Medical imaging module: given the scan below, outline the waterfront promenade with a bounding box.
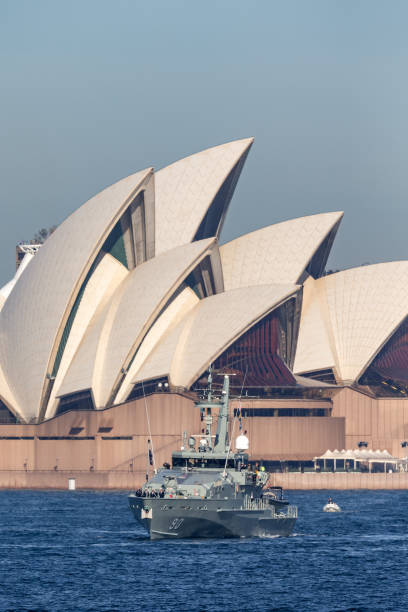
[269,471,408,490]
[2,469,408,490]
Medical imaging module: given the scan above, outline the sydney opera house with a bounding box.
[1,137,408,484]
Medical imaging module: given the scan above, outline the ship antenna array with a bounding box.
[207,365,213,402]
[142,380,157,474]
[222,367,248,478]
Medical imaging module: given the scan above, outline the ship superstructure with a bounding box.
[129,373,297,539]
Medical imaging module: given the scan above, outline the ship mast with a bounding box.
[213,374,230,454]
[171,370,232,465]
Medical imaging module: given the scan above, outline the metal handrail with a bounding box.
[284,505,298,518]
[242,495,298,518]
[243,495,268,510]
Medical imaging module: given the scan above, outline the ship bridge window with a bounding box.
[201,458,235,469]
[172,457,235,469]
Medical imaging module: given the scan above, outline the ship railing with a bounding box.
[243,496,298,518]
[280,505,298,519]
[243,495,269,511]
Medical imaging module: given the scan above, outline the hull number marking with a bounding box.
[169,518,184,530]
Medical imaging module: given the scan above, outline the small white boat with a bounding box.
[323,501,341,512]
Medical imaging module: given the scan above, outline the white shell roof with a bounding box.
[294,262,408,383]
[220,212,343,289]
[97,238,216,406]
[154,138,253,256]
[171,284,299,388]
[44,253,129,419]
[114,287,199,404]
[133,317,186,386]
[55,282,116,402]
[0,168,152,422]
[58,238,216,408]
[134,284,299,389]
[293,277,336,376]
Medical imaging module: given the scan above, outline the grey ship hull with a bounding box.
[129,496,296,540]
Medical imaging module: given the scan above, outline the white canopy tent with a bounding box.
[314,449,408,473]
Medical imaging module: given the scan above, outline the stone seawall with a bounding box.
[1,470,408,490]
[0,470,145,490]
[269,471,408,490]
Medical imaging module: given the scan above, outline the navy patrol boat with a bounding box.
[129,373,297,539]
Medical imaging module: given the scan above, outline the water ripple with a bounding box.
[0,490,407,611]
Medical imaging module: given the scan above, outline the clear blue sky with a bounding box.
[1,0,408,284]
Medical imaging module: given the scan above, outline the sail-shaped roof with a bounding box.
[0,169,152,422]
[114,287,199,404]
[133,317,186,386]
[154,138,253,255]
[294,262,408,383]
[44,253,129,419]
[132,284,299,389]
[57,239,217,409]
[293,277,336,376]
[170,284,300,388]
[220,212,343,289]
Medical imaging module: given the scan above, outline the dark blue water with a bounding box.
[1,490,407,612]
